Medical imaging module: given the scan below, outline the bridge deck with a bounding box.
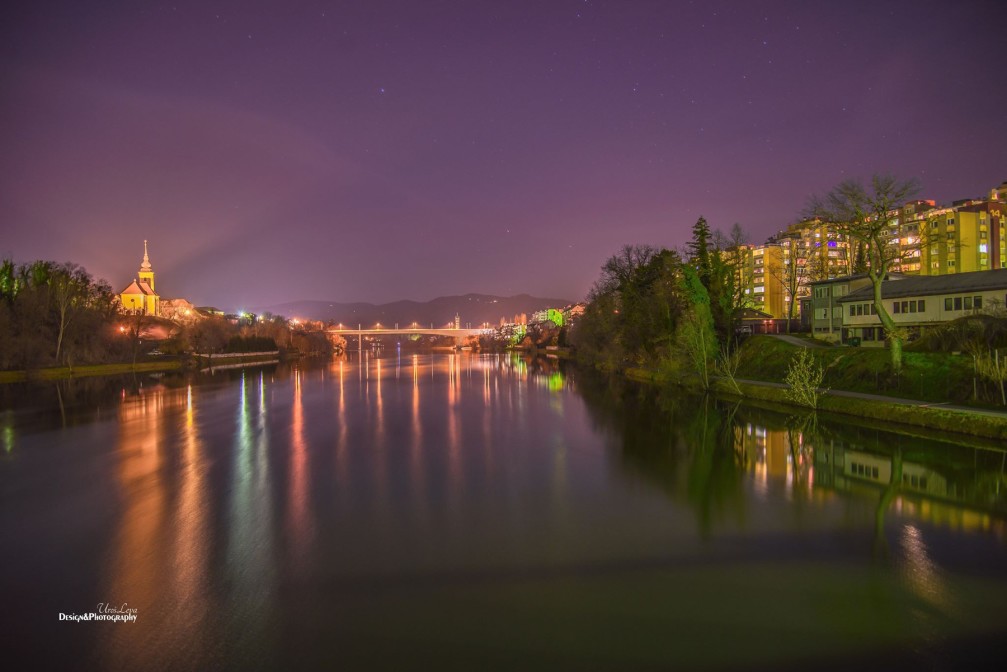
[327,328,491,337]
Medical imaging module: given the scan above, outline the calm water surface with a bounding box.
[1,353,1006,670]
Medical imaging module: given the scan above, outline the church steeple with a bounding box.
[140,239,152,272]
[138,240,155,294]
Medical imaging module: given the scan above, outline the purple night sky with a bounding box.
[2,0,1004,309]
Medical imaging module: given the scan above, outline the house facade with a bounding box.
[834,268,1007,344]
[806,274,905,342]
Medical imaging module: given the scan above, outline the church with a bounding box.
[119,240,160,316]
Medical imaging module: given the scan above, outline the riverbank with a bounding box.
[0,350,286,383]
[193,350,282,368]
[508,345,576,360]
[0,360,184,383]
[623,363,1007,441]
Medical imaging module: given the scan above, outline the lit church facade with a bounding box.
[119,240,160,316]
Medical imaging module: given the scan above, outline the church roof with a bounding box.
[120,279,157,296]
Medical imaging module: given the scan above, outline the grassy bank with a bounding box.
[735,335,978,404]
[0,360,183,383]
[722,379,1007,442]
[617,349,1007,441]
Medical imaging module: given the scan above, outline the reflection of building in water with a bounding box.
[815,445,948,498]
[812,440,1003,532]
[737,423,792,481]
[736,420,1004,532]
[105,382,199,669]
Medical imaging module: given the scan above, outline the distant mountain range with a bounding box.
[252,293,575,327]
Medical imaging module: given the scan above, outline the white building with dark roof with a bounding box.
[834,268,1007,344]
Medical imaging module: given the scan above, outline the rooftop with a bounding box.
[809,273,908,286]
[837,268,1007,303]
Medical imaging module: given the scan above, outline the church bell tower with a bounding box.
[138,239,155,293]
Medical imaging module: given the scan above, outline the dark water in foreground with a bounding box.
[1,353,1005,670]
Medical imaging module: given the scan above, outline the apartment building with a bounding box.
[919,200,1006,275]
[737,219,851,320]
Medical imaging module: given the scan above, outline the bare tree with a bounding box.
[766,237,805,333]
[916,209,969,274]
[726,223,752,311]
[809,175,919,372]
[125,311,154,367]
[597,244,660,294]
[49,263,90,365]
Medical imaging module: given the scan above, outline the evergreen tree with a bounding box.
[688,217,712,283]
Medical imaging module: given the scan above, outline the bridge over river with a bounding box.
[327,325,494,347]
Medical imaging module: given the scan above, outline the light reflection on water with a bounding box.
[1,353,1006,670]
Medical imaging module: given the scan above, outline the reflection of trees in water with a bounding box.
[1,375,139,431]
[785,411,817,498]
[576,368,1007,535]
[684,397,747,536]
[575,368,747,535]
[1,364,285,435]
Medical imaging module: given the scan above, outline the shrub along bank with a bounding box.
[735,336,980,405]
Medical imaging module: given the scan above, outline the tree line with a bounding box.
[166,314,338,356]
[1,258,340,371]
[571,217,738,386]
[0,259,121,370]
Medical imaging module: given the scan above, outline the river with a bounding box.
[1,353,1005,670]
